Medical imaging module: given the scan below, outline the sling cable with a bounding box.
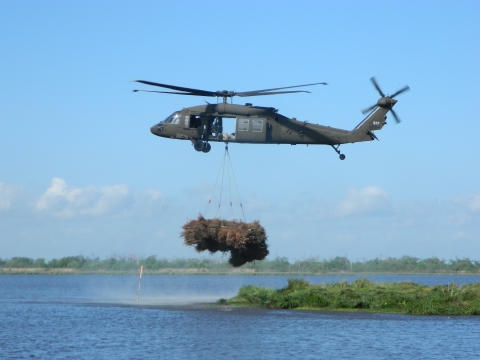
[204,145,246,222]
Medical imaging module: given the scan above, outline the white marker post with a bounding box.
[136,265,144,303]
[132,250,145,303]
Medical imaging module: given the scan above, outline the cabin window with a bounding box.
[184,115,190,128]
[189,115,201,128]
[237,118,249,131]
[165,113,181,124]
[252,119,263,132]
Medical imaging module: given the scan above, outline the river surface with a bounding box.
[1,274,479,359]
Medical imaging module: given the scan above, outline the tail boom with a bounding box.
[348,106,390,143]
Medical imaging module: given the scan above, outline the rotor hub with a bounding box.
[377,97,397,109]
[217,90,235,97]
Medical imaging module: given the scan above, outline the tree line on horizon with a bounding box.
[1,255,479,273]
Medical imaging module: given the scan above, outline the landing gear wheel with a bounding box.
[331,145,346,160]
[194,140,205,152]
[202,143,211,153]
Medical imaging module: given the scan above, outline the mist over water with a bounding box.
[85,275,246,306]
[2,275,480,359]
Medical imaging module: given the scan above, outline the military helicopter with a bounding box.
[133,77,409,160]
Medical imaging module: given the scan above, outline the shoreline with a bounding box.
[1,268,479,276]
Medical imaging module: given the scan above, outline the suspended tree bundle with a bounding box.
[181,215,269,267]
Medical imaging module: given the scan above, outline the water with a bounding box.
[1,275,479,359]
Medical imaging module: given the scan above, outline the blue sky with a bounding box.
[1,1,479,261]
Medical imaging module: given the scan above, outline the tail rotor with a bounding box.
[361,77,410,123]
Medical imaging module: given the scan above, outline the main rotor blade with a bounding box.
[390,108,401,123]
[134,80,217,97]
[133,90,204,95]
[237,82,327,97]
[134,80,327,99]
[390,85,410,98]
[237,90,313,97]
[370,77,385,97]
[362,104,377,115]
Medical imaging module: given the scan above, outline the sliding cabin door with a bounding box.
[235,117,267,143]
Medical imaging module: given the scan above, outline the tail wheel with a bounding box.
[331,145,346,160]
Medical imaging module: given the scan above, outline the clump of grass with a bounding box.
[181,215,268,267]
[227,279,480,315]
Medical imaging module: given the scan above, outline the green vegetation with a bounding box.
[226,278,480,315]
[182,215,268,267]
[0,255,479,274]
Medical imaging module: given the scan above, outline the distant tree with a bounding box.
[450,258,475,272]
[7,257,34,268]
[34,258,47,268]
[260,257,290,272]
[398,255,420,271]
[325,256,349,272]
[419,257,446,272]
[103,257,118,270]
[47,256,86,269]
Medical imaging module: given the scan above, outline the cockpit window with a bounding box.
[162,113,181,124]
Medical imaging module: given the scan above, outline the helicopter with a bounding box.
[133,77,409,160]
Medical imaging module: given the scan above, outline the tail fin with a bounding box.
[350,107,389,142]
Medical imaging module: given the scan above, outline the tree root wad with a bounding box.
[181,215,269,267]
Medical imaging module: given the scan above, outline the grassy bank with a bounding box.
[225,278,480,315]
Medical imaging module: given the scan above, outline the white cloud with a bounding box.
[452,193,480,213]
[128,188,167,217]
[335,233,355,244]
[335,186,392,217]
[453,231,473,240]
[246,197,273,211]
[0,182,24,211]
[63,227,96,236]
[35,177,164,218]
[280,230,296,238]
[445,213,472,227]
[393,219,416,228]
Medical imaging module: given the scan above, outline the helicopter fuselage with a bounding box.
[150,102,390,148]
[137,77,409,159]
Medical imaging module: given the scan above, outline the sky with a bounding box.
[1,1,479,262]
